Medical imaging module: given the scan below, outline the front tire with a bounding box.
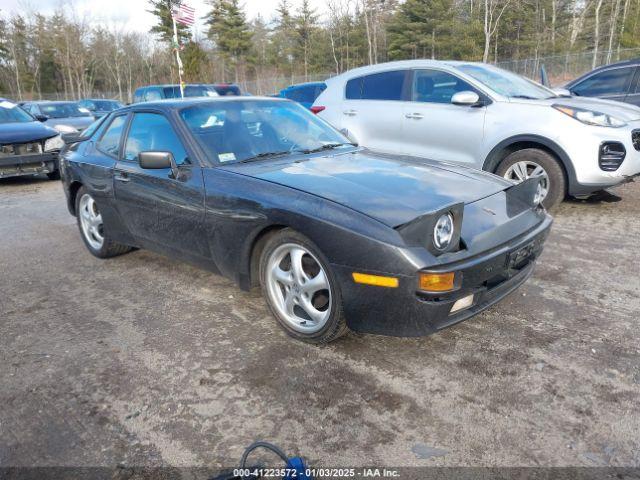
[75,186,132,258]
[495,148,566,210]
[259,229,348,344]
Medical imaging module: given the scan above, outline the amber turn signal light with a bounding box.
[419,272,455,292]
[352,272,399,288]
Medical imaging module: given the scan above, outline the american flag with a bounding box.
[171,1,195,27]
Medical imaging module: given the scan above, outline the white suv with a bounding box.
[313,60,640,208]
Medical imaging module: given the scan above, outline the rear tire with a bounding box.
[75,186,132,259]
[495,148,566,210]
[259,228,348,344]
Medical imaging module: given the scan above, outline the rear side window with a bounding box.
[96,115,127,157]
[124,113,189,165]
[144,88,163,102]
[285,86,317,103]
[572,67,635,96]
[346,71,407,101]
[133,89,145,103]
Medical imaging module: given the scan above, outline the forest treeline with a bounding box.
[0,0,635,101]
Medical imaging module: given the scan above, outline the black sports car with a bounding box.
[0,98,64,180]
[60,97,552,344]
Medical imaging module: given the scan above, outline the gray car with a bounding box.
[314,60,640,208]
[21,101,95,134]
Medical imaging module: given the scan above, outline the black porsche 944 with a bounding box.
[60,97,552,344]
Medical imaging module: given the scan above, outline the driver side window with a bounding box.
[413,70,475,103]
[124,113,189,165]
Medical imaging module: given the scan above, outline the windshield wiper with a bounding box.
[293,142,358,155]
[240,150,292,162]
[510,95,537,100]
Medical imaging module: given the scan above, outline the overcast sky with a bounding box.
[0,0,327,32]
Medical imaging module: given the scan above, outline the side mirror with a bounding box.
[139,151,176,170]
[61,132,86,144]
[35,114,49,122]
[451,91,482,107]
[552,87,572,97]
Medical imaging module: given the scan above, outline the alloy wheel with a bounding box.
[503,160,549,203]
[265,243,331,334]
[79,194,104,250]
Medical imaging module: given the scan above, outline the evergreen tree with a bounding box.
[294,0,318,78]
[205,0,252,81]
[148,0,191,44]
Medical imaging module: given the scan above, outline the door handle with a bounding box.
[114,173,130,183]
[343,109,357,116]
[405,113,424,120]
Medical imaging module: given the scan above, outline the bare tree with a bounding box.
[483,0,512,62]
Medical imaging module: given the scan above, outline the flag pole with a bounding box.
[171,1,185,99]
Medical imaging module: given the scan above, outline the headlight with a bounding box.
[433,213,454,250]
[553,104,626,127]
[53,124,78,134]
[44,134,64,151]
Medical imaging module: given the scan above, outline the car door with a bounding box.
[114,110,208,257]
[570,66,636,103]
[339,69,410,153]
[401,69,487,167]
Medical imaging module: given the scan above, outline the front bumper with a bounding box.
[0,152,59,179]
[333,216,552,337]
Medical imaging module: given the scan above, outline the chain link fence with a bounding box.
[496,48,640,86]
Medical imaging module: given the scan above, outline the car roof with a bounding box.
[28,100,77,105]
[126,96,289,111]
[136,84,213,89]
[285,81,326,88]
[325,59,485,81]
[83,98,120,102]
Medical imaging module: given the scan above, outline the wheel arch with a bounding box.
[68,180,84,216]
[482,135,577,192]
[241,224,289,290]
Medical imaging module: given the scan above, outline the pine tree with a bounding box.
[205,0,252,82]
[148,0,191,44]
[294,0,318,79]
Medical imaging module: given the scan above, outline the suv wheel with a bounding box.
[259,229,348,344]
[75,187,132,258]
[496,148,566,209]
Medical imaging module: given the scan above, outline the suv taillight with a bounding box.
[310,106,325,114]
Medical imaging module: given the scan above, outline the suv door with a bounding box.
[115,111,207,257]
[570,66,636,103]
[402,69,486,167]
[340,70,410,153]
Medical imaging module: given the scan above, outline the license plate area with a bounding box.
[506,240,537,270]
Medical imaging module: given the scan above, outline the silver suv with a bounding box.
[313,60,640,208]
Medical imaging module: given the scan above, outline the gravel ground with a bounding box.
[1,176,639,471]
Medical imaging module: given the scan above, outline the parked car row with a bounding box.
[132,83,242,103]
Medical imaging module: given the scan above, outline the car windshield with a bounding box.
[457,64,556,100]
[164,86,218,98]
[0,100,35,123]
[180,100,352,164]
[93,100,123,111]
[39,102,92,118]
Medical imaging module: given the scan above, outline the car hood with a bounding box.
[0,121,59,144]
[221,150,512,227]
[44,116,94,130]
[532,96,640,122]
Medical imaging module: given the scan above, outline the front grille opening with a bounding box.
[632,130,640,152]
[599,142,626,172]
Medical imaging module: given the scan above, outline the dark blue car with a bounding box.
[276,82,327,111]
[60,97,551,344]
[0,98,63,180]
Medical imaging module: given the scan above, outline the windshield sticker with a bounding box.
[218,152,236,163]
[0,101,16,109]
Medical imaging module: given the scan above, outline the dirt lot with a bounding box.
[1,176,639,471]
